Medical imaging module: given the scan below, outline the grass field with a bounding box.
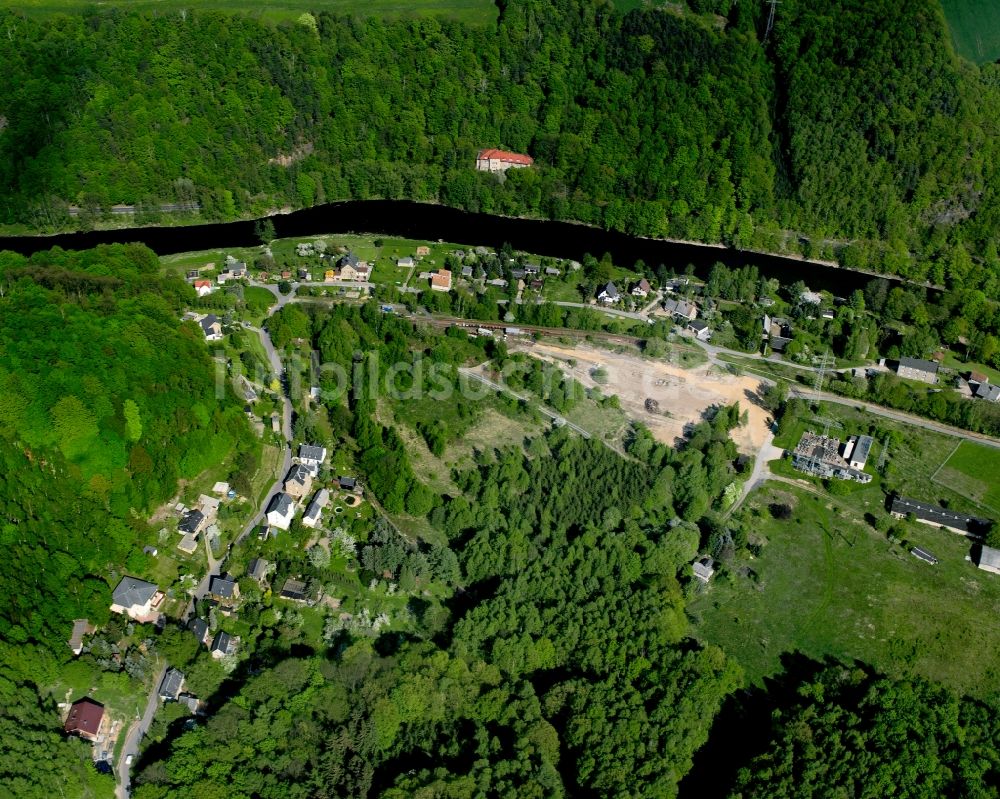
[934,440,1000,514]
[690,483,1000,696]
[1,0,498,25]
[941,0,1000,64]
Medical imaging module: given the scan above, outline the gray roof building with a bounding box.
[111,577,158,609]
[976,544,1000,575]
[279,578,309,602]
[210,630,237,658]
[974,382,1000,402]
[890,496,991,536]
[896,357,939,384]
[209,575,239,600]
[298,444,326,463]
[247,558,270,583]
[178,509,205,534]
[268,492,293,516]
[159,668,185,701]
[188,617,210,644]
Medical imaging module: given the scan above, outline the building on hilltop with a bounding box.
[475,148,534,172]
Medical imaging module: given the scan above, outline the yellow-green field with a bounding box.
[934,440,1000,514]
[0,0,498,25]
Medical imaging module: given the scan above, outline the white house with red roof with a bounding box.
[476,148,534,172]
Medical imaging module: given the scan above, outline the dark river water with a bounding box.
[0,199,887,294]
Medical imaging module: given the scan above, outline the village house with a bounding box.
[397,256,415,268]
[68,619,94,656]
[266,492,295,530]
[890,496,991,536]
[302,488,330,528]
[209,575,240,602]
[895,357,939,384]
[178,508,206,535]
[338,476,362,493]
[279,578,309,602]
[298,443,327,473]
[545,266,561,277]
[193,279,213,297]
[597,282,620,304]
[158,668,185,702]
[177,534,198,555]
[200,314,223,342]
[337,252,366,281]
[475,148,534,172]
[692,557,716,583]
[973,380,1000,402]
[284,463,313,499]
[524,264,541,275]
[247,558,271,585]
[188,617,211,646]
[632,278,652,298]
[64,698,105,742]
[663,298,699,322]
[110,576,163,622]
[431,269,453,292]
[687,319,712,342]
[462,265,474,278]
[210,630,239,660]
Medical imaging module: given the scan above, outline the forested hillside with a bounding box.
[3,0,1000,290]
[0,245,253,647]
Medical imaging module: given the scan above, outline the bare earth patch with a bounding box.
[513,341,771,454]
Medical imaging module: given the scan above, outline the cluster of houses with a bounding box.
[888,358,999,404]
[174,487,231,555]
[264,444,361,533]
[791,431,874,483]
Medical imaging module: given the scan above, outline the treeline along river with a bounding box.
[0,200,892,295]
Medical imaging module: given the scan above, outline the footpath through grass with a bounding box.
[690,483,1000,697]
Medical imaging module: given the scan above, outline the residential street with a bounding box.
[116,662,166,799]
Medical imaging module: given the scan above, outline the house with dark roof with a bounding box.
[210,630,239,659]
[200,314,223,342]
[298,444,327,471]
[178,509,206,535]
[158,668,185,701]
[64,698,105,741]
[338,476,360,493]
[895,357,939,384]
[247,558,271,585]
[890,496,991,536]
[597,282,620,304]
[266,492,295,530]
[110,576,162,622]
[188,617,210,646]
[209,575,240,602]
[284,463,313,499]
[688,319,712,341]
[663,298,699,322]
[279,578,309,602]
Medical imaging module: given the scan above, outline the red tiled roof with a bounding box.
[194,280,212,287]
[431,270,452,288]
[477,148,534,166]
[64,698,104,737]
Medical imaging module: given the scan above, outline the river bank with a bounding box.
[0,199,912,296]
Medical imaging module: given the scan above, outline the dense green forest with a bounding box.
[0,244,255,794]
[3,0,1000,291]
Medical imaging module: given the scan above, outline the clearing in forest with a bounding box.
[512,340,772,455]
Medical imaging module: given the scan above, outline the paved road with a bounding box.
[188,323,293,611]
[116,663,167,799]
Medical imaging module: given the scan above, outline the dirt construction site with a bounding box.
[512,341,771,454]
